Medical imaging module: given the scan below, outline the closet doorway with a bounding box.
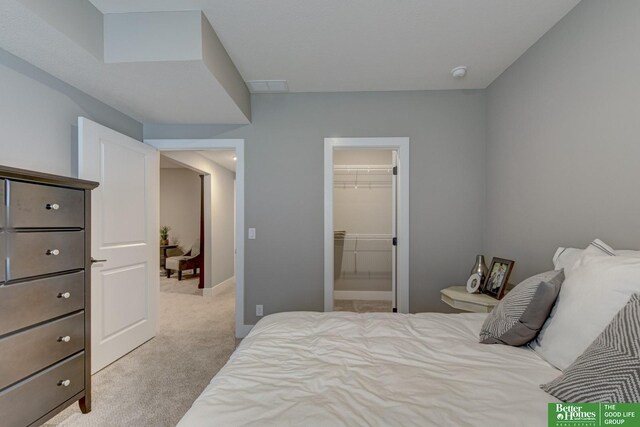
[324,138,410,313]
[333,150,396,312]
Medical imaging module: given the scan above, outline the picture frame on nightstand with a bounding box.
[482,257,515,300]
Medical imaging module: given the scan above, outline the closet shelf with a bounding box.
[334,165,393,189]
[334,164,393,175]
[335,233,392,275]
[333,182,391,189]
[341,234,392,241]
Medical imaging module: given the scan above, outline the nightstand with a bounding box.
[440,286,499,313]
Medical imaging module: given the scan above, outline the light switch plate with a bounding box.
[256,305,263,316]
[248,228,256,239]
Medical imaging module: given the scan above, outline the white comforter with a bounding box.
[178,312,560,427]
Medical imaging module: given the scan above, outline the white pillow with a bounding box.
[552,248,582,271]
[617,249,640,258]
[552,238,616,271]
[530,254,640,370]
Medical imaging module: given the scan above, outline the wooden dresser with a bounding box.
[0,166,98,427]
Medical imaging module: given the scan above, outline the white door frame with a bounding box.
[324,137,410,313]
[144,139,249,338]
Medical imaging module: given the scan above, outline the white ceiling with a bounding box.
[198,150,236,172]
[159,155,184,169]
[0,0,580,125]
[161,151,235,172]
[89,0,580,91]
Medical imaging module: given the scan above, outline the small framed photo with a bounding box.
[482,258,515,300]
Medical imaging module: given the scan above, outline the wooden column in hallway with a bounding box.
[199,174,205,289]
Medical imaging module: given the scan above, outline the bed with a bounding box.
[178,311,560,426]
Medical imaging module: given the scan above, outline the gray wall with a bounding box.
[145,90,487,324]
[160,167,201,253]
[0,48,141,176]
[208,156,236,286]
[485,0,640,282]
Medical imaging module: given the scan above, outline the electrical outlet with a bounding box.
[256,304,263,316]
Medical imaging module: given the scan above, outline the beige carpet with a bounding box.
[159,272,202,296]
[46,276,237,427]
[333,299,392,312]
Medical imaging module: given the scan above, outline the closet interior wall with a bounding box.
[333,150,393,295]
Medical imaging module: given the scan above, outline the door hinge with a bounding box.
[392,237,397,246]
[392,166,397,175]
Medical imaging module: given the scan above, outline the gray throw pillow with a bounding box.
[479,270,564,346]
[541,293,640,403]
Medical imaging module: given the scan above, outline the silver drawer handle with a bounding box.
[58,336,71,343]
[58,379,71,387]
[57,292,71,299]
[46,249,60,256]
[46,203,60,210]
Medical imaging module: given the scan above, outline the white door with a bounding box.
[391,151,398,312]
[77,117,159,373]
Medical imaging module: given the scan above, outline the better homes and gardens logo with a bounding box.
[549,403,640,427]
[552,403,597,425]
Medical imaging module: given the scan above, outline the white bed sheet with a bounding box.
[178,312,560,427]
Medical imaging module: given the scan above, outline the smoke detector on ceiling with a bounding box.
[451,66,467,78]
[246,80,289,93]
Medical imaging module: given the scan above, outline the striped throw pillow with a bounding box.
[480,270,564,346]
[542,294,640,402]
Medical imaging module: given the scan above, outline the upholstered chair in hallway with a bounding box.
[166,239,202,281]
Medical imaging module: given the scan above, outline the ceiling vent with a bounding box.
[246,80,289,93]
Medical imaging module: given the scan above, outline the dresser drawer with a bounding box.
[7,231,84,280]
[0,179,4,229]
[0,352,84,427]
[0,231,4,283]
[0,312,84,391]
[0,272,84,336]
[8,180,84,229]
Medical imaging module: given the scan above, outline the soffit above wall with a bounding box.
[89,0,581,91]
[0,1,250,124]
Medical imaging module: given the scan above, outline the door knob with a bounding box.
[58,379,71,387]
[57,292,71,299]
[58,336,71,343]
[46,249,60,256]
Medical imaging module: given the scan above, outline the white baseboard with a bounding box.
[333,290,392,301]
[201,276,235,297]
[236,324,254,338]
